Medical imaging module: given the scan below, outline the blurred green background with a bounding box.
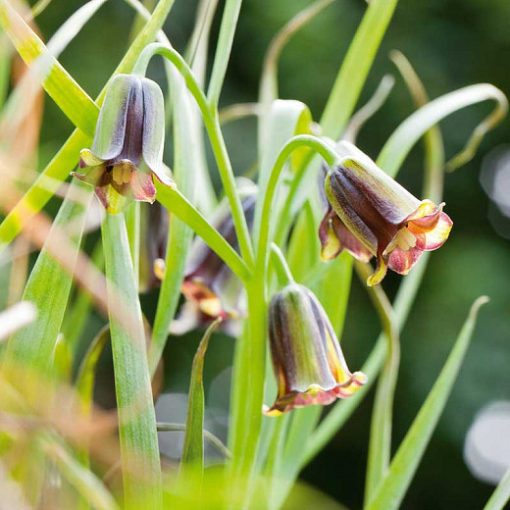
[29,0,510,508]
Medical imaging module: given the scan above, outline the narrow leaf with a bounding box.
[5,180,91,375]
[320,0,399,137]
[483,468,510,510]
[367,297,489,510]
[378,84,507,177]
[102,213,162,510]
[180,318,221,470]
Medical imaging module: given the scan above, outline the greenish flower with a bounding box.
[265,284,366,416]
[74,74,173,214]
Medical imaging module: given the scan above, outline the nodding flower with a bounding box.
[74,74,173,214]
[320,142,452,286]
[170,180,257,337]
[264,284,366,416]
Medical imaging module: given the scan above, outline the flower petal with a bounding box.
[95,184,127,215]
[130,170,156,203]
[79,148,105,168]
[91,74,135,160]
[72,164,107,187]
[366,255,388,287]
[141,77,165,173]
[387,246,423,275]
[414,212,453,251]
[264,371,367,416]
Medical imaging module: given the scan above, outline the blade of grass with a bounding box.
[180,319,221,473]
[378,84,507,177]
[40,435,119,510]
[207,0,242,107]
[102,213,161,510]
[5,180,91,375]
[320,0,399,138]
[367,297,489,510]
[483,468,510,510]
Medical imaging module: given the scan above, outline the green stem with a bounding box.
[355,261,400,506]
[227,134,338,496]
[256,135,338,274]
[125,201,140,288]
[101,214,162,510]
[155,182,250,284]
[206,0,243,107]
[483,469,510,510]
[270,243,295,287]
[134,43,254,267]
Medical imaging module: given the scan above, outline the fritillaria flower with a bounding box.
[265,284,366,416]
[320,142,453,286]
[139,201,169,293]
[170,180,257,336]
[74,74,173,214]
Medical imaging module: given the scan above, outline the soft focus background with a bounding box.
[11,0,510,508]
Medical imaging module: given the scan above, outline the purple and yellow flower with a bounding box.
[74,74,173,214]
[170,180,257,336]
[264,284,366,416]
[320,142,453,286]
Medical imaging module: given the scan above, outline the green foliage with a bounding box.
[0,0,507,509]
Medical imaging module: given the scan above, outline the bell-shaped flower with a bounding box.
[74,74,173,214]
[265,284,366,416]
[139,202,169,293]
[170,180,257,336]
[321,142,452,286]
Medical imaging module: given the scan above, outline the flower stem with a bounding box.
[355,261,400,506]
[134,43,255,267]
[270,243,295,286]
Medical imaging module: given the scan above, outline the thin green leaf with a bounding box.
[61,240,104,353]
[483,468,510,510]
[40,435,119,510]
[102,213,161,510]
[180,318,221,471]
[258,0,333,140]
[367,297,489,510]
[378,84,507,177]
[207,0,242,107]
[343,74,395,143]
[0,0,100,133]
[5,180,91,375]
[157,422,231,459]
[320,0,399,137]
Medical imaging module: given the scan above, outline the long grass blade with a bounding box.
[102,213,162,510]
[367,297,489,510]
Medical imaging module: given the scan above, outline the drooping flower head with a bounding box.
[170,179,257,336]
[265,284,366,416]
[320,142,452,286]
[74,74,173,214]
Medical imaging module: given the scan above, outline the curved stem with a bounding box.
[270,243,295,286]
[134,43,255,266]
[255,135,338,276]
[155,182,250,284]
